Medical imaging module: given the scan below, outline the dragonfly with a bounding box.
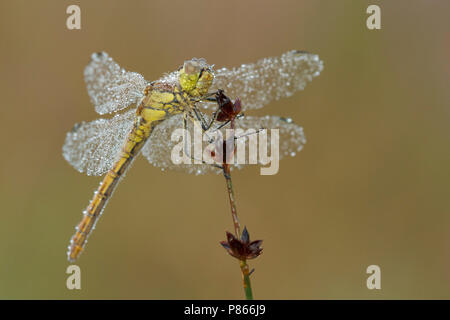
[63,50,323,262]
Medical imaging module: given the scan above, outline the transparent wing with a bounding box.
[202,50,323,112]
[62,109,136,176]
[84,52,148,115]
[142,114,221,175]
[234,115,307,158]
[141,114,306,175]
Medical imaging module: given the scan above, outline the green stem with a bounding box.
[240,260,253,300]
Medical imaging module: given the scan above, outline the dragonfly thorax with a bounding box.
[179,58,214,97]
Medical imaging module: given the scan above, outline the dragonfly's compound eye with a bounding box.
[180,63,201,93]
[180,58,212,96]
[195,67,214,96]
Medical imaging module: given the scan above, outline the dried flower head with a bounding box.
[220,227,263,260]
[215,89,242,122]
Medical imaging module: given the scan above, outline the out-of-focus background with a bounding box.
[0,0,449,299]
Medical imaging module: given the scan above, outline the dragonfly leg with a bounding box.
[186,109,218,144]
[182,114,223,169]
[189,90,225,131]
[191,106,210,130]
[189,91,218,103]
[192,104,221,132]
[209,113,245,133]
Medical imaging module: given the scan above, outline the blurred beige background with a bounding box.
[0,0,449,299]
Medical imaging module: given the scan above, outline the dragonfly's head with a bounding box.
[179,58,214,97]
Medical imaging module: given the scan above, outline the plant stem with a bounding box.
[240,260,253,300]
[223,164,241,237]
[223,162,254,300]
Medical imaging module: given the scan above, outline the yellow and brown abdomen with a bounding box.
[67,86,189,262]
[67,117,153,262]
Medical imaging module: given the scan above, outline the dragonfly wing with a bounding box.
[232,115,306,164]
[141,114,306,174]
[84,52,148,115]
[142,114,222,175]
[211,50,323,111]
[62,109,136,176]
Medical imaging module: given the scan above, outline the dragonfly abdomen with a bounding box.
[67,118,156,262]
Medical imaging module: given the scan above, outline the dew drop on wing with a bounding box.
[71,122,82,133]
[84,51,148,115]
[62,108,136,176]
[211,50,323,112]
